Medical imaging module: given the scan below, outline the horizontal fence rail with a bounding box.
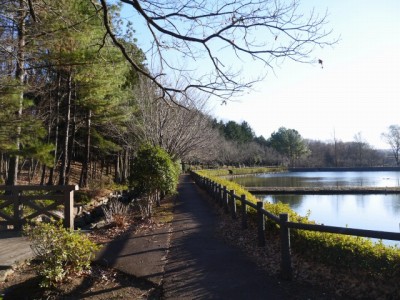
[190,171,400,280]
[0,185,79,230]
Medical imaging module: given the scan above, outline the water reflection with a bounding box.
[258,194,305,210]
[231,171,400,246]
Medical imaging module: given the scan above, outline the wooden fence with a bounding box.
[0,185,79,230]
[191,172,400,280]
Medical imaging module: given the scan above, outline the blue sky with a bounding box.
[211,1,400,149]
[120,1,400,149]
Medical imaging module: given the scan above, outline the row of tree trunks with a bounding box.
[6,0,26,186]
[114,150,130,184]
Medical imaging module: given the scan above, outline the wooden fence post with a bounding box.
[223,186,229,213]
[63,186,77,230]
[217,184,222,204]
[212,182,216,200]
[257,201,265,247]
[219,186,225,207]
[241,194,248,229]
[12,187,22,231]
[230,190,237,219]
[280,213,292,280]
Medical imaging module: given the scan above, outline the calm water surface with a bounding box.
[231,171,400,246]
[232,171,400,188]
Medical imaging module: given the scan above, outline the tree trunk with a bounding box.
[0,153,4,182]
[58,72,72,185]
[66,87,77,183]
[115,153,121,183]
[121,148,129,183]
[80,109,91,188]
[48,73,62,185]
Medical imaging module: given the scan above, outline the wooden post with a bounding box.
[230,190,237,219]
[220,186,225,207]
[12,187,22,231]
[212,182,218,199]
[241,194,248,229]
[219,184,223,204]
[63,186,77,230]
[212,182,216,200]
[223,186,229,213]
[216,184,221,203]
[280,213,292,280]
[257,201,265,247]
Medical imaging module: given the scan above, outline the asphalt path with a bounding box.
[162,175,321,299]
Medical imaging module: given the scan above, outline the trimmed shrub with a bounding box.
[130,144,180,218]
[200,166,285,177]
[23,221,100,287]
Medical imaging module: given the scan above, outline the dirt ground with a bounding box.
[0,262,162,300]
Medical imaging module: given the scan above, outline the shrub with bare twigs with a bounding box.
[102,198,131,227]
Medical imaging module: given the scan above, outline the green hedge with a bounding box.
[199,166,286,177]
[195,170,400,277]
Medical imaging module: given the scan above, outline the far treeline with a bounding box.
[0,1,398,190]
[213,121,399,168]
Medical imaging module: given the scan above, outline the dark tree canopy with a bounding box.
[268,127,309,166]
[100,0,336,103]
[216,120,255,144]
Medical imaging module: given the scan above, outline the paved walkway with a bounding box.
[95,224,170,287]
[97,175,333,299]
[162,175,296,299]
[0,231,34,282]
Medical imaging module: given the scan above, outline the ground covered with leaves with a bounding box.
[0,262,161,300]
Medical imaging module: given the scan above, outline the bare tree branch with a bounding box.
[101,0,336,103]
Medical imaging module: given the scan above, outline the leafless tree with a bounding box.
[382,125,400,166]
[128,78,220,162]
[353,132,368,167]
[99,0,336,103]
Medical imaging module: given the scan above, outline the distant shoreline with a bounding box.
[247,186,400,194]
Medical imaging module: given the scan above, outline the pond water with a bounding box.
[230,171,400,246]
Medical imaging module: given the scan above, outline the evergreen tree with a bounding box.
[268,127,310,167]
